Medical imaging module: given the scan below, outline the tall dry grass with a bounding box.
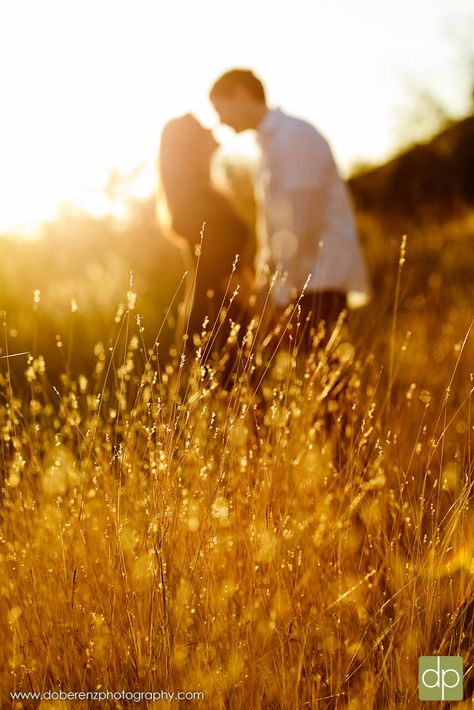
[0,232,473,709]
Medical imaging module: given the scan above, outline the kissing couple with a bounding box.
[158,68,370,359]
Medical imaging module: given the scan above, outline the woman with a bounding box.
[158,113,256,348]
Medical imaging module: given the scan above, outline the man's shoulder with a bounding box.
[266,110,332,169]
[276,109,322,133]
[271,110,329,149]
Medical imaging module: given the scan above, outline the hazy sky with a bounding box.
[1,0,473,231]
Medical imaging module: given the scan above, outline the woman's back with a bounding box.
[174,186,252,337]
[159,114,255,340]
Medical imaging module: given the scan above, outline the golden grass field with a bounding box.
[0,207,473,709]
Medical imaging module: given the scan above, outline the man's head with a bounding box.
[209,69,268,133]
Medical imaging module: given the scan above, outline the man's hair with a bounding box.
[209,69,266,103]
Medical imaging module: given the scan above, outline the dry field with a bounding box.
[0,219,473,709]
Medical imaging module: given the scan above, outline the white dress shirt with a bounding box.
[255,108,371,307]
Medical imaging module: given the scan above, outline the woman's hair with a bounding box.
[158,114,212,232]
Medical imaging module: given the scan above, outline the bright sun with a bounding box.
[0,0,471,235]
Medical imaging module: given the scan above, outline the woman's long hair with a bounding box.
[158,114,214,243]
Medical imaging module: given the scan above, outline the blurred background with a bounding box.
[0,0,473,377]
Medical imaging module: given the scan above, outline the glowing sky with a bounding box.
[0,0,472,232]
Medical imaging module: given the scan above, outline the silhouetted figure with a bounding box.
[158,114,255,361]
[209,69,371,351]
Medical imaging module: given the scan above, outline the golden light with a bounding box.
[0,0,471,234]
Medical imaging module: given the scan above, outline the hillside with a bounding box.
[349,115,474,223]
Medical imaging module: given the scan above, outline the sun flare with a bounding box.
[0,0,471,233]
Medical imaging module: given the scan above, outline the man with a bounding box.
[209,69,370,349]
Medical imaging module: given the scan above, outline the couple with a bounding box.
[158,69,370,355]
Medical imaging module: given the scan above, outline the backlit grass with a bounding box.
[0,226,473,709]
